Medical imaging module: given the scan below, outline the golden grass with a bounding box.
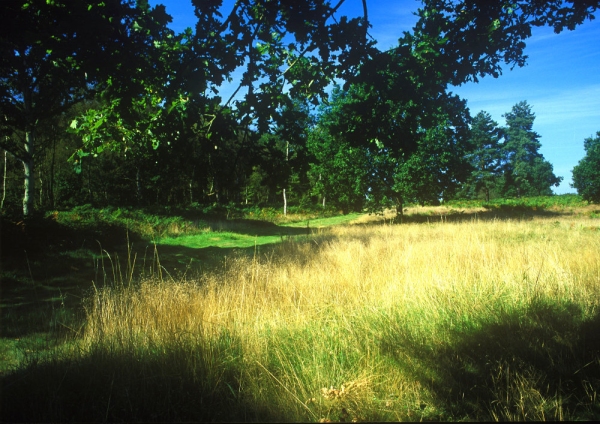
[62,215,600,420]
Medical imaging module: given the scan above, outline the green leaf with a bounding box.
[92,117,105,131]
[256,42,269,55]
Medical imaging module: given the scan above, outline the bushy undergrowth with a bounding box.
[43,203,343,241]
[46,204,206,239]
[2,216,600,421]
[445,194,589,210]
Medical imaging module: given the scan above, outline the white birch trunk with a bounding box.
[23,130,35,217]
[1,150,7,211]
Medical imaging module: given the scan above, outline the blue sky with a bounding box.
[151,0,600,194]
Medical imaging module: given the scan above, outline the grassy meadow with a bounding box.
[1,197,600,421]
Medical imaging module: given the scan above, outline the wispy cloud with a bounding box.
[533,86,600,125]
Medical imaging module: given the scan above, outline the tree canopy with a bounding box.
[501,101,562,197]
[1,0,172,215]
[459,102,562,200]
[460,111,503,201]
[572,131,600,203]
[1,0,597,218]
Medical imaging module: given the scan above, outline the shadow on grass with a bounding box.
[1,214,313,267]
[0,205,573,340]
[0,241,229,339]
[1,209,329,344]
[1,214,143,258]
[204,218,313,236]
[378,300,600,420]
[0,331,291,422]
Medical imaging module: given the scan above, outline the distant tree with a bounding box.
[394,111,472,206]
[273,100,313,214]
[528,156,563,196]
[306,87,373,214]
[69,1,374,209]
[501,101,562,197]
[4,0,598,215]
[309,81,471,214]
[460,112,504,201]
[307,126,371,214]
[572,131,600,203]
[311,0,598,214]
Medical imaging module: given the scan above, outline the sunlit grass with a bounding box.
[157,231,284,249]
[3,212,600,421]
[156,213,363,249]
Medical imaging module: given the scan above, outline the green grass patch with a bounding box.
[156,213,364,250]
[157,232,286,249]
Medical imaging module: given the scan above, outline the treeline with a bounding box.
[0,96,564,216]
[2,0,598,218]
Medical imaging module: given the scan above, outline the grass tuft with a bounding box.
[2,206,600,421]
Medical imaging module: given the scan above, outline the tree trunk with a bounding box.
[189,167,194,205]
[1,149,7,211]
[49,135,56,209]
[86,156,93,203]
[214,179,220,204]
[39,174,43,206]
[22,129,35,217]
[136,166,142,204]
[283,140,289,216]
[395,196,404,218]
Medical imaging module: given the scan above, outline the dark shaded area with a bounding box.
[378,300,600,420]
[0,213,314,339]
[200,217,314,237]
[0,333,291,422]
[1,213,143,258]
[0,212,329,421]
[0,205,586,340]
[1,215,147,339]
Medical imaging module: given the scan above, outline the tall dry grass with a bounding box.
[4,216,600,421]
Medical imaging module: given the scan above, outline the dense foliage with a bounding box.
[572,131,600,203]
[458,102,563,201]
[1,0,598,218]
